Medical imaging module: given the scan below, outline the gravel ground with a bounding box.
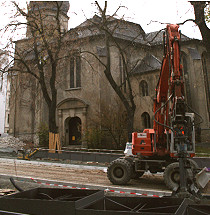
[0,158,209,195]
[0,158,168,192]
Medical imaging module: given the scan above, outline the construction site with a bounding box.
[0,133,209,214]
[0,1,210,214]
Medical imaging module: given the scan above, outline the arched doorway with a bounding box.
[57,98,88,146]
[65,117,82,145]
[141,112,151,128]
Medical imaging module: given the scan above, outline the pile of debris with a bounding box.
[0,135,26,152]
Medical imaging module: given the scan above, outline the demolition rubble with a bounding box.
[0,135,26,152]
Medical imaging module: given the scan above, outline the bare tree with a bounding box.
[3,1,70,134]
[100,101,127,149]
[190,1,210,116]
[86,99,127,149]
[0,49,8,91]
[82,1,147,141]
[190,1,210,57]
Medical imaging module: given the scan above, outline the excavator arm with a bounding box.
[153,24,188,156]
[108,24,208,197]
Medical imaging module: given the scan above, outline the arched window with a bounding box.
[202,52,210,120]
[141,112,151,128]
[181,52,191,106]
[119,55,126,92]
[70,56,81,88]
[139,80,148,97]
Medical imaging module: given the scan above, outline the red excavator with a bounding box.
[107,24,207,197]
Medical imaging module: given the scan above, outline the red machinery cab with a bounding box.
[132,129,154,157]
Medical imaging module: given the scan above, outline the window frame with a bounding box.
[69,55,81,89]
[139,80,149,97]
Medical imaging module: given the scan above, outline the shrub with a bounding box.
[83,127,104,149]
[37,122,49,147]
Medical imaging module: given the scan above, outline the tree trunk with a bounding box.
[39,68,58,134]
[48,91,57,133]
[127,109,135,142]
[191,2,210,55]
[48,105,57,133]
[104,32,136,142]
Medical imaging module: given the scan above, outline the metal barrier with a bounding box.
[0,188,209,215]
[32,149,123,163]
[0,188,103,215]
[77,196,190,215]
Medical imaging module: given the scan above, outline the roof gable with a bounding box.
[146,30,191,45]
[134,54,161,74]
[71,15,147,44]
[66,15,198,47]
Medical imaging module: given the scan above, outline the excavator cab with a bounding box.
[170,113,195,157]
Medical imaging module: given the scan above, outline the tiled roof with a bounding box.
[69,15,192,47]
[133,53,161,74]
[146,30,191,45]
[70,15,148,44]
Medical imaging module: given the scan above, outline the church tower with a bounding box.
[26,1,70,37]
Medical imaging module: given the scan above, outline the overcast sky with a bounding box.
[68,0,203,39]
[0,0,207,46]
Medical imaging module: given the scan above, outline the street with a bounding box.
[0,158,170,193]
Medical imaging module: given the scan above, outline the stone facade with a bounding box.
[8,2,210,145]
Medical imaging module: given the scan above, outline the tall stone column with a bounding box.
[58,109,63,146]
[81,107,88,148]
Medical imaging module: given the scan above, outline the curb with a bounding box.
[0,157,107,171]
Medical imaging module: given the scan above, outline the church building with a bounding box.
[7,1,210,147]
